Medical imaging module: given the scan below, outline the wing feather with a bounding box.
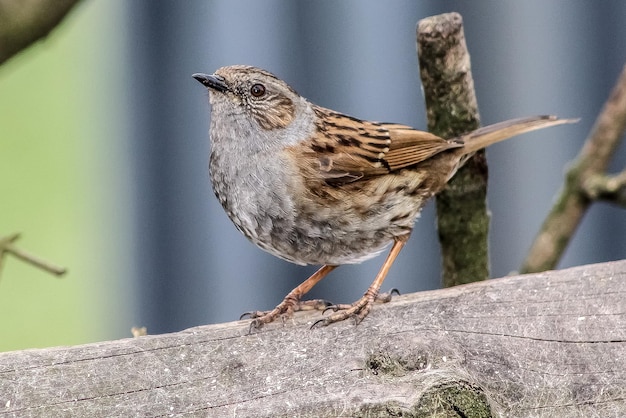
[291,106,463,184]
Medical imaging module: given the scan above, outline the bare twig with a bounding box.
[417,13,489,287]
[0,233,67,278]
[581,170,626,207]
[0,233,20,275]
[521,64,626,273]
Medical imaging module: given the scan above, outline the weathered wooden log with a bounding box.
[1,260,625,417]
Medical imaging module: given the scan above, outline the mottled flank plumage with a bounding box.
[193,65,576,328]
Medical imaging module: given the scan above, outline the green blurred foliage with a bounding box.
[0,1,133,352]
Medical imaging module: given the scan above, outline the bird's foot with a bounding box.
[311,288,400,328]
[241,298,331,332]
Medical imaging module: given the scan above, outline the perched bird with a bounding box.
[193,65,575,328]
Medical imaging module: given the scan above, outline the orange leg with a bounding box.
[313,236,408,328]
[244,264,337,329]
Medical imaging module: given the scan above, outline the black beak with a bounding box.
[192,73,229,92]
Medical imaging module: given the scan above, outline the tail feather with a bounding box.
[458,115,578,155]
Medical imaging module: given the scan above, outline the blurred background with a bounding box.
[0,0,625,352]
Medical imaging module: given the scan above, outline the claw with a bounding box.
[240,312,253,320]
[310,318,326,329]
[322,303,352,315]
[322,305,337,315]
[239,310,268,320]
[248,319,263,334]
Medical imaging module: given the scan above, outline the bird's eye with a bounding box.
[250,83,266,97]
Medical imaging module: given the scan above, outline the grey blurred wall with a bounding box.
[124,1,626,334]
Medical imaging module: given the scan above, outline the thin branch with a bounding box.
[581,170,626,207]
[0,233,67,277]
[0,233,20,276]
[521,64,626,273]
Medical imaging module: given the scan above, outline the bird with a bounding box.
[192,65,576,329]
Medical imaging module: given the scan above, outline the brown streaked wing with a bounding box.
[383,124,464,170]
[299,106,463,184]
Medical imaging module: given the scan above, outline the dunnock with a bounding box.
[193,65,575,328]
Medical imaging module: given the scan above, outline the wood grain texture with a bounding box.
[1,260,625,417]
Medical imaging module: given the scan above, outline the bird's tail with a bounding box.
[458,115,578,155]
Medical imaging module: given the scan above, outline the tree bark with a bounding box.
[417,13,489,287]
[1,260,625,417]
